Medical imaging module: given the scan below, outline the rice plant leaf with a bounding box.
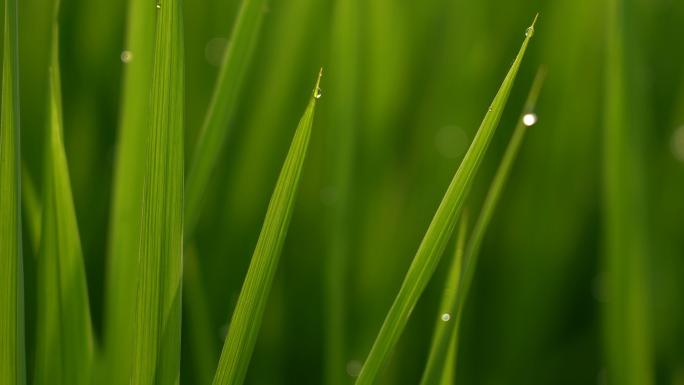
[104,0,156,382]
[324,0,359,383]
[603,0,653,383]
[34,26,94,385]
[432,214,468,385]
[185,0,268,239]
[438,333,457,385]
[211,69,322,385]
[354,16,537,385]
[0,0,26,382]
[419,68,546,385]
[128,0,185,384]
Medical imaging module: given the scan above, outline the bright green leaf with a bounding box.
[420,68,547,385]
[128,0,185,384]
[34,25,95,385]
[354,16,537,385]
[0,0,26,382]
[212,69,322,385]
[104,0,156,382]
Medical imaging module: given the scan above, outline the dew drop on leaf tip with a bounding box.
[525,26,534,38]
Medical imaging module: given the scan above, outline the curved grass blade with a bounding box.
[128,0,185,384]
[212,69,322,385]
[324,0,359,383]
[34,27,95,385]
[185,0,268,239]
[603,0,653,383]
[419,67,547,385]
[104,0,156,382]
[0,0,26,382]
[354,16,538,385]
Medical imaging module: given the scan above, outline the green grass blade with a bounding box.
[422,214,468,385]
[603,0,653,383]
[128,0,185,384]
[34,27,95,385]
[457,67,546,319]
[324,0,359,383]
[212,70,322,385]
[185,246,220,385]
[104,0,156,382]
[184,0,267,239]
[354,16,537,385]
[0,0,26,382]
[419,68,546,385]
[21,163,41,255]
[438,336,457,385]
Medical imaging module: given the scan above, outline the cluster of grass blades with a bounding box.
[420,67,546,385]
[354,15,538,385]
[105,0,267,382]
[0,0,544,381]
[33,6,95,385]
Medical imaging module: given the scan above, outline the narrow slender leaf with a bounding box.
[438,334,457,385]
[185,0,268,238]
[129,0,185,384]
[324,0,359,383]
[420,68,547,385]
[104,0,156,382]
[212,70,322,385]
[603,0,653,383]
[0,0,25,382]
[354,16,537,385]
[426,215,468,385]
[34,26,94,385]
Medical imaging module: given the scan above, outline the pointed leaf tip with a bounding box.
[526,13,539,38]
[313,68,324,99]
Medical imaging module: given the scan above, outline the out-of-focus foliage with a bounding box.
[12,0,684,384]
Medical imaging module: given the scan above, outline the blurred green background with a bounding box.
[16,0,684,384]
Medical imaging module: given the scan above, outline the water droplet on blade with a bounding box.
[120,50,133,63]
[525,26,534,37]
[314,87,322,99]
[156,3,161,9]
[441,313,451,322]
[522,113,538,127]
